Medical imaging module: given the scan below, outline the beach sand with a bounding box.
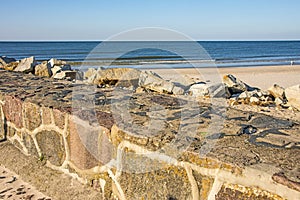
[150,65,300,90]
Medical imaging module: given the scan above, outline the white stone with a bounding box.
[14,56,36,73]
[139,71,175,93]
[285,85,300,110]
[51,66,62,76]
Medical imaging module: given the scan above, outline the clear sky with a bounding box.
[1,0,300,41]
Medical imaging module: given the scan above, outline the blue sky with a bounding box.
[1,0,300,41]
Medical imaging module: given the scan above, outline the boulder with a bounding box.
[53,70,78,80]
[268,84,285,99]
[285,85,300,110]
[188,82,209,97]
[0,56,16,68]
[4,61,19,71]
[35,61,52,77]
[14,56,36,73]
[51,66,62,76]
[139,71,184,94]
[223,74,257,95]
[48,58,66,67]
[188,82,230,98]
[94,68,141,87]
[84,68,97,80]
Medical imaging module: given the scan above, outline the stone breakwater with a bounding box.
[0,58,299,199]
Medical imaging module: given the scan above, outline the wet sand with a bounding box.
[150,65,300,90]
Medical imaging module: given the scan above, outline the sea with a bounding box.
[0,41,299,69]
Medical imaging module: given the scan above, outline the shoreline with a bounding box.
[149,64,300,90]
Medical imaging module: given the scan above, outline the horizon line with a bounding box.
[0,39,300,42]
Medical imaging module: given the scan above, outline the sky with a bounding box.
[1,0,300,41]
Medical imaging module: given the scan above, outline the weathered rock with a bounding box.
[35,61,52,77]
[188,82,209,97]
[94,68,141,87]
[14,56,36,73]
[275,97,284,105]
[250,96,260,104]
[189,82,230,98]
[172,86,185,95]
[268,84,285,99]
[48,58,67,67]
[51,66,62,76]
[139,71,184,94]
[84,68,97,79]
[0,56,16,68]
[223,74,257,95]
[285,85,300,110]
[53,70,77,80]
[4,61,19,71]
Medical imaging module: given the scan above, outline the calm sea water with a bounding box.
[0,41,299,69]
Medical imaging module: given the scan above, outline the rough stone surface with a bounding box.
[53,70,78,80]
[0,106,5,141]
[93,68,141,87]
[118,166,192,199]
[4,61,19,71]
[189,82,230,98]
[84,68,97,80]
[35,61,52,77]
[48,58,67,67]
[3,96,23,128]
[268,84,285,99]
[51,65,62,76]
[0,56,16,67]
[139,71,178,94]
[36,131,65,166]
[23,102,42,131]
[223,74,257,95]
[68,116,102,170]
[14,56,36,73]
[285,84,300,110]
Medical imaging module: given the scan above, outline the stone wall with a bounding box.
[0,70,299,199]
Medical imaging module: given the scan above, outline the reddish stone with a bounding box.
[0,107,5,140]
[68,115,112,170]
[3,96,23,128]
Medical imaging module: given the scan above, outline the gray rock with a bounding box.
[14,56,36,73]
[139,71,175,94]
[188,82,209,97]
[172,86,184,95]
[35,61,52,77]
[268,84,285,99]
[223,74,258,95]
[188,82,230,98]
[285,85,300,110]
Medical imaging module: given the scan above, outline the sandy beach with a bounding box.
[150,65,300,90]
